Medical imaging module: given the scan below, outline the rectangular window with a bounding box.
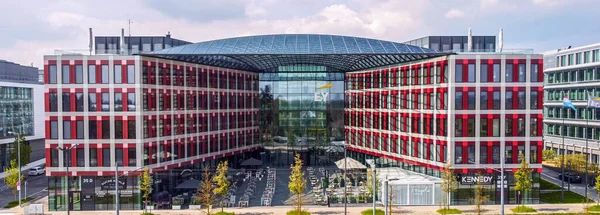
[531,64,538,82]
[468,64,475,83]
[455,119,462,137]
[518,64,526,82]
[62,93,70,112]
[480,91,488,110]
[88,93,97,111]
[76,93,84,111]
[101,65,109,84]
[115,93,123,111]
[115,120,123,139]
[518,118,525,136]
[102,148,110,167]
[75,65,83,84]
[480,64,488,82]
[62,65,70,84]
[127,65,135,84]
[481,118,488,137]
[128,148,136,166]
[468,92,475,110]
[101,92,109,111]
[506,118,513,136]
[76,120,84,139]
[493,91,501,109]
[531,118,538,136]
[455,92,463,110]
[455,145,463,164]
[128,120,136,139]
[455,64,463,83]
[128,93,136,111]
[49,65,57,84]
[531,91,538,109]
[102,120,110,139]
[115,148,123,166]
[76,148,84,167]
[49,93,58,112]
[114,65,122,84]
[89,148,97,167]
[89,120,97,139]
[467,145,475,164]
[518,91,526,109]
[493,119,500,137]
[88,65,96,84]
[467,118,475,137]
[506,64,513,82]
[63,120,71,139]
[492,145,500,164]
[480,145,488,164]
[505,91,513,109]
[50,121,58,139]
[493,64,500,82]
[505,146,513,164]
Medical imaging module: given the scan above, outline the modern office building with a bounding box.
[0,59,45,172]
[44,33,541,210]
[543,43,600,163]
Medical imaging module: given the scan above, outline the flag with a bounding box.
[317,83,333,89]
[563,96,576,111]
[588,93,600,108]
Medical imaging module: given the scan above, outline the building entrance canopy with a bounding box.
[143,34,447,72]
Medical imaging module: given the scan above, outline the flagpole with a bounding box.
[561,106,565,203]
[585,107,589,202]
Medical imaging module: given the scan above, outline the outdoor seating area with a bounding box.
[261,168,276,206]
[237,170,258,207]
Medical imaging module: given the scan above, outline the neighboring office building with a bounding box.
[0,59,45,172]
[543,43,600,164]
[345,50,543,205]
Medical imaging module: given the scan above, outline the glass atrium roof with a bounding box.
[143,34,448,72]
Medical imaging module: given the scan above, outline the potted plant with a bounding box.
[349,196,356,203]
[171,199,182,210]
[189,198,202,210]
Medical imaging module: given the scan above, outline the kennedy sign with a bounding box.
[100,178,127,190]
[459,175,495,185]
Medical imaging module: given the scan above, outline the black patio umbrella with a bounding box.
[175,178,201,189]
[240,158,263,167]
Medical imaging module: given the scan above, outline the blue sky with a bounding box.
[0,0,598,67]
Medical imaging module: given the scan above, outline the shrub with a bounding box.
[3,197,35,208]
[588,205,600,211]
[511,205,537,213]
[141,213,156,215]
[361,209,384,215]
[286,210,311,215]
[214,212,235,215]
[436,208,462,214]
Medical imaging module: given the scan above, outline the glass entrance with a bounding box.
[69,191,81,211]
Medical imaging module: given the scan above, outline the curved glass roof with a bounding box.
[143,34,448,72]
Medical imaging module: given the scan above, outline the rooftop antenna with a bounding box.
[498,28,503,52]
[120,28,125,55]
[89,28,93,55]
[128,19,132,36]
[467,28,472,52]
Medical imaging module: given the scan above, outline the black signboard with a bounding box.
[100,178,127,190]
[81,176,95,210]
[459,174,495,185]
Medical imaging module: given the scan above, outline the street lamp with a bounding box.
[485,151,505,215]
[343,145,347,215]
[116,166,145,215]
[56,143,80,215]
[7,131,22,207]
[366,159,376,215]
[383,177,400,215]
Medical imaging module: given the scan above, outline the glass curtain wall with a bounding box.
[259,65,345,167]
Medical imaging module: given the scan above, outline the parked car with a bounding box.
[558,172,582,183]
[28,166,45,176]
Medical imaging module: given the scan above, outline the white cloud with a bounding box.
[532,0,566,6]
[444,9,464,18]
[480,0,499,8]
[245,0,267,18]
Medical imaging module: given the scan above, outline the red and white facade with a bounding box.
[345,53,544,176]
[43,55,261,177]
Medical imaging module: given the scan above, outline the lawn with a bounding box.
[361,209,384,215]
[540,191,593,204]
[436,208,462,214]
[540,178,561,190]
[511,205,537,213]
[3,197,35,208]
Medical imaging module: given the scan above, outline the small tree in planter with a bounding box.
[288,153,306,214]
[139,168,152,213]
[198,168,216,215]
[513,153,535,213]
[213,160,230,213]
[171,198,182,210]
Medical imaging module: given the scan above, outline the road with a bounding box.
[0,172,48,210]
[541,166,599,202]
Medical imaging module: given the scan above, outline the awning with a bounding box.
[175,178,201,189]
[335,157,367,170]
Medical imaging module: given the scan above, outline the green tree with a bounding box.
[4,159,24,200]
[9,134,31,167]
[289,153,306,213]
[440,163,457,210]
[514,153,533,206]
[139,168,152,213]
[366,168,381,200]
[213,161,230,213]
[471,172,489,215]
[542,150,556,162]
[198,168,216,215]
